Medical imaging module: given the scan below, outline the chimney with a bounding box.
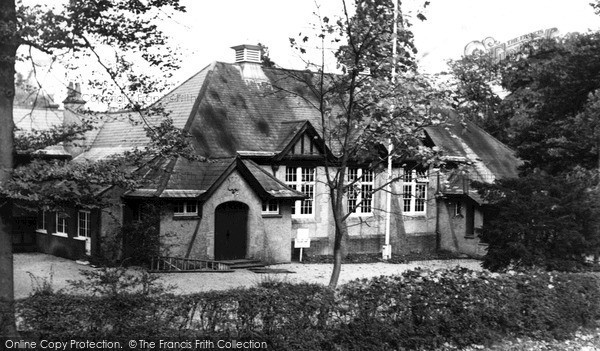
[62,82,89,157]
[231,44,262,64]
[63,82,86,106]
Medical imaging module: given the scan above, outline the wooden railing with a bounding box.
[150,256,232,272]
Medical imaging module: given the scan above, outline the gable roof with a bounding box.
[425,119,521,182]
[124,157,305,201]
[425,119,523,203]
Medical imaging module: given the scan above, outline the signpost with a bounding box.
[294,229,310,262]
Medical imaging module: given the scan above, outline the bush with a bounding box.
[15,268,600,350]
[476,172,600,271]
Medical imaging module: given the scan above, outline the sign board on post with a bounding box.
[295,229,310,262]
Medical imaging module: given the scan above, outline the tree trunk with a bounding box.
[329,191,348,288]
[0,0,18,337]
[595,139,600,264]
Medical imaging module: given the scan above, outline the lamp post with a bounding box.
[383,0,399,260]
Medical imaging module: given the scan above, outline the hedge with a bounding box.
[16,268,600,350]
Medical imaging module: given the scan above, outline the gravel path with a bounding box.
[14,253,482,298]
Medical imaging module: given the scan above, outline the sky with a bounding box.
[162,0,600,80]
[19,0,600,106]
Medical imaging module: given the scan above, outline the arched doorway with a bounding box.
[214,201,248,260]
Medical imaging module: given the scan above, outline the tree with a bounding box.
[258,43,277,68]
[447,3,600,272]
[0,0,186,337]
[288,0,449,287]
[446,52,506,141]
[477,170,600,271]
[449,32,600,175]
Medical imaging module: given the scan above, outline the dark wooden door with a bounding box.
[214,202,248,260]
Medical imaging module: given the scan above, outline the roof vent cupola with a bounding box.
[231,44,262,64]
[231,44,269,83]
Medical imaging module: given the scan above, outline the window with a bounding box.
[37,211,47,232]
[55,212,68,235]
[286,167,315,216]
[402,168,428,214]
[78,211,91,238]
[261,200,280,215]
[174,201,198,217]
[347,168,374,215]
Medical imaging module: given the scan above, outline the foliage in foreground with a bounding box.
[476,171,600,272]
[16,268,600,350]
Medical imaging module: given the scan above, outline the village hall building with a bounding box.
[14,45,520,263]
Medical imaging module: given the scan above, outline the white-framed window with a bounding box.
[78,210,91,238]
[261,200,280,215]
[37,211,47,232]
[347,168,374,215]
[402,168,428,215]
[55,212,68,235]
[285,166,315,216]
[174,201,198,217]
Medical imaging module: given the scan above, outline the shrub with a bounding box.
[476,172,600,272]
[15,268,600,350]
[67,266,173,297]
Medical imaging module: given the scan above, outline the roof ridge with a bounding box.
[182,62,217,132]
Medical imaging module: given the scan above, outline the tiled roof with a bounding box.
[426,119,522,203]
[78,64,213,160]
[187,63,324,158]
[13,106,63,131]
[79,62,345,160]
[425,119,521,182]
[242,160,305,198]
[165,158,233,192]
[13,106,72,158]
[125,157,304,200]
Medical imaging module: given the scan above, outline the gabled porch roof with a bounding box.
[124,156,305,201]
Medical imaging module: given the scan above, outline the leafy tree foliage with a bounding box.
[258,43,276,68]
[0,0,186,337]
[501,34,600,174]
[451,29,600,272]
[446,52,506,140]
[477,170,600,271]
[449,33,600,175]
